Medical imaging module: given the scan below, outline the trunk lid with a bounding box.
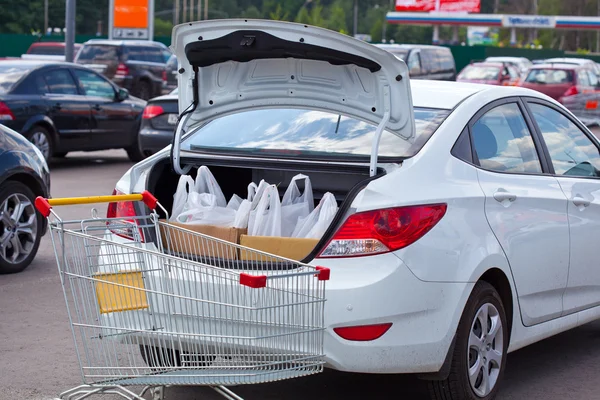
[170,19,415,176]
[520,82,572,101]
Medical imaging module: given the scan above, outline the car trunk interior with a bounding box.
[147,158,383,261]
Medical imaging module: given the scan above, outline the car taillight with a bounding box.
[333,323,393,341]
[142,105,164,119]
[162,70,167,82]
[107,189,144,241]
[318,204,447,258]
[115,63,130,76]
[564,86,579,97]
[0,102,15,121]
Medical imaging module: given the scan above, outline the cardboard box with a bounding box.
[239,235,319,262]
[159,220,246,259]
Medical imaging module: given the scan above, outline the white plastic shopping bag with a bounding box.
[175,191,237,226]
[194,166,227,207]
[249,180,270,209]
[281,174,314,237]
[248,185,282,237]
[227,194,243,210]
[292,192,338,239]
[233,199,252,229]
[170,175,194,221]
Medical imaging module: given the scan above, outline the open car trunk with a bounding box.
[147,158,385,262]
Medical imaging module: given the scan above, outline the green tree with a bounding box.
[327,3,348,33]
[243,5,262,19]
[269,4,290,21]
[154,18,173,37]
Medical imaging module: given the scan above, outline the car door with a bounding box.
[42,67,92,150]
[526,100,600,315]
[71,68,136,148]
[471,99,570,326]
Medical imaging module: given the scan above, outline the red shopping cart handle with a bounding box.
[35,191,158,217]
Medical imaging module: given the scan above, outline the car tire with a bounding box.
[125,132,146,162]
[137,80,152,100]
[0,181,43,274]
[26,126,53,161]
[139,345,214,371]
[428,281,508,400]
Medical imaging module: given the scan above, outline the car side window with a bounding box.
[72,69,115,99]
[529,103,600,178]
[407,52,421,75]
[44,69,78,95]
[471,103,542,174]
[587,70,599,87]
[577,70,591,87]
[14,72,49,95]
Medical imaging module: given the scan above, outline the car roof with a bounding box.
[374,43,449,50]
[412,80,554,110]
[529,63,579,70]
[485,56,528,62]
[83,39,166,47]
[467,62,504,68]
[29,42,82,47]
[544,58,593,65]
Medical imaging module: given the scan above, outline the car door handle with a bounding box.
[52,103,62,111]
[572,196,590,208]
[493,190,517,203]
[92,104,102,111]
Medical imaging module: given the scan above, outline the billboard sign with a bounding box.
[502,15,556,29]
[467,27,499,46]
[109,0,154,40]
[395,0,480,13]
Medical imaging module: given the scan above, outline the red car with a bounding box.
[22,42,82,61]
[457,62,520,86]
[520,63,600,125]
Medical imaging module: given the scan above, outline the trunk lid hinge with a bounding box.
[370,85,391,177]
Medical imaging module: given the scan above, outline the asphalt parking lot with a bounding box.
[2,148,600,400]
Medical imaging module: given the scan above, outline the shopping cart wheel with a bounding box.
[139,345,215,371]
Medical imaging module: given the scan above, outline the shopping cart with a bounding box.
[35,191,330,400]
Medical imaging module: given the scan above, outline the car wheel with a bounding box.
[428,281,508,400]
[139,345,214,371]
[125,133,146,162]
[137,81,152,100]
[27,126,53,161]
[0,182,43,274]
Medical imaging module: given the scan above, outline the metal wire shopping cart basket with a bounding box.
[35,191,330,400]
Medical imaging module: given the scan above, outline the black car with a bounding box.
[75,40,170,100]
[138,88,178,157]
[374,44,456,81]
[0,60,146,162]
[164,54,178,94]
[0,124,50,273]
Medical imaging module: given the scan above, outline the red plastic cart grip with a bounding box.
[141,190,158,210]
[315,266,330,281]
[35,196,52,217]
[240,273,267,288]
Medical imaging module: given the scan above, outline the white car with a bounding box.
[484,56,532,76]
[109,20,600,400]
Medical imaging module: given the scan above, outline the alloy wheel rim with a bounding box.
[467,302,504,398]
[30,132,50,160]
[0,193,38,265]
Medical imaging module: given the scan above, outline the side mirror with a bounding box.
[116,88,129,101]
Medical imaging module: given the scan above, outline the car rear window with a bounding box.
[182,107,450,159]
[123,46,165,63]
[76,45,118,63]
[0,64,35,94]
[525,69,573,84]
[458,65,500,81]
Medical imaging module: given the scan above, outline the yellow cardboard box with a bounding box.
[239,235,319,262]
[159,220,246,259]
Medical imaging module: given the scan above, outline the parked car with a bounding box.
[75,40,169,100]
[138,88,178,157]
[105,20,600,400]
[21,42,82,62]
[0,124,50,273]
[544,57,600,76]
[519,63,600,126]
[0,60,147,161]
[457,62,521,86]
[484,56,532,76]
[164,54,178,93]
[374,43,456,80]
